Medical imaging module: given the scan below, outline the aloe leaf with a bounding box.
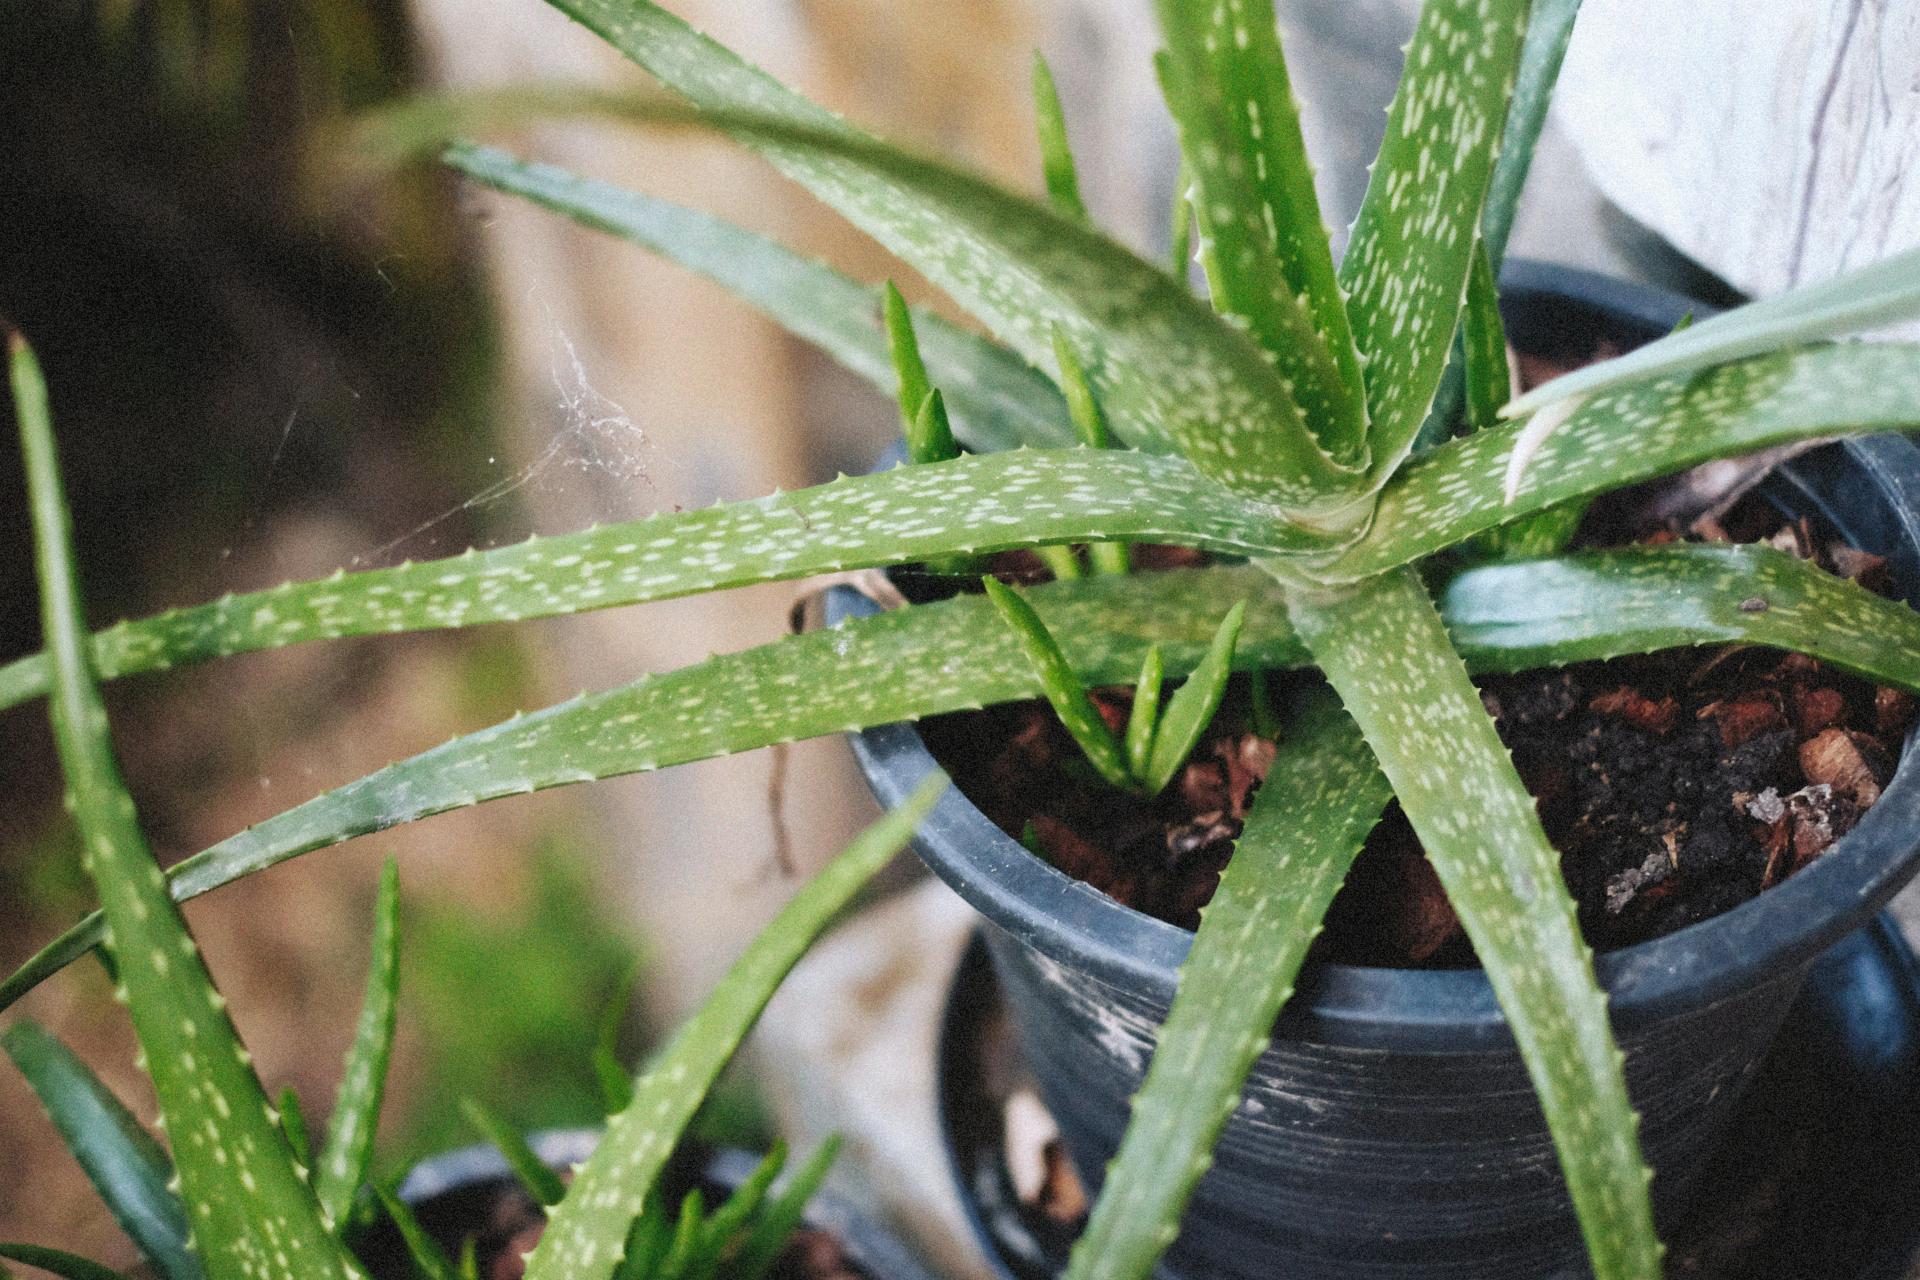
[1507,245,1920,417]
[1141,600,1246,795]
[984,577,1134,790]
[1444,542,1920,682]
[444,143,1071,454]
[0,1244,125,1280]
[0,566,1308,1014]
[1,1023,203,1280]
[1144,0,1359,460]
[279,1087,314,1172]
[1031,54,1088,222]
[315,857,402,1230]
[1322,342,1920,581]
[1065,689,1389,1280]
[654,1190,705,1280]
[1461,240,1512,433]
[536,0,1358,508]
[523,781,941,1280]
[687,1144,786,1280]
[1049,333,1130,575]
[594,959,643,1114]
[459,1098,565,1208]
[1286,567,1660,1279]
[1167,160,1194,281]
[613,1198,671,1280]
[733,1137,841,1280]
[1340,0,1529,477]
[1123,645,1165,780]
[13,331,363,1280]
[1410,0,1584,452]
[0,448,1311,717]
[1152,0,1365,461]
[373,1187,458,1280]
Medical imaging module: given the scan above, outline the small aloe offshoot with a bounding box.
[984,575,1245,796]
[10,0,1920,1277]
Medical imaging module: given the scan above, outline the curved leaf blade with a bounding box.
[0,566,1305,1013]
[13,332,361,1280]
[1286,567,1660,1280]
[1445,543,1920,682]
[1324,343,1920,581]
[1153,0,1364,461]
[445,143,1072,453]
[1,1023,203,1280]
[0,1244,125,1280]
[1340,0,1529,476]
[1064,690,1390,1280]
[522,779,943,1280]
[314,857,402,1230]
[539,0,1357,507]
[0,448,1304,716]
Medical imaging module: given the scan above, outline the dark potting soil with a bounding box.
[918,508,1918,969]
[357,1170,865,1280]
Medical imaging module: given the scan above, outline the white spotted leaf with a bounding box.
[1064,689,1390,1280]
[12,334,364,1280]
[313,859,400,1232]
[1286,566,1660,1279]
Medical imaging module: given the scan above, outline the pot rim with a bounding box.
[836,259,1920,1052]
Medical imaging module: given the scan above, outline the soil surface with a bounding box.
[922,505,1918,967]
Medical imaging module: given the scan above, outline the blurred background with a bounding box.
[1,0,1914,1270]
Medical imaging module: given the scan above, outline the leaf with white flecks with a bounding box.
[1153,0,1365,462]
[1287,567,1660,1280]
[1320,341,1920,580]
[537,0,1357,507]
[1065,688,1389,1280]
[446,143,1072,453]
[1340,0,1529,479]
[522,779,942,1280]
[0,448,1310,716]
[12,331,363,1280]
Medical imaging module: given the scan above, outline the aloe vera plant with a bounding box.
[7,0,1920,1275]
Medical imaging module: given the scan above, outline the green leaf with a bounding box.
[523,782,941,1280]
[535,0,1360,508]
[1322,342,1920,581]
[12,331,363,1280]
[1507,245,1920,417]
[1286,567,1660,1280]
[1064,689,1390,1280]
[594,959,644,1115]
[0,448,1311,717]
[459,1098,565,1208]
[1031,54,1088,222]
[1152,0,1365,462]
[1444,542,1920,684]
[1036,543,1085,581]
[984,576,1134,790]
[687,1145,786,1280]
[1,1022,203,1280]
[1340,0,1529,477]
[1123,645,1164,781]
[613,1198,671,1280]
[0,1244,125,1280]
[0,565,1307,1014]
[1409,0,1585,453]
[280,1086,314,1172]
[1167,160,1194,282]
[445,143,1072,454]
[1050,332,1131,575]
[882,283,943,460]
[1481,0,1583,270]
[316,857,402,1230]
[733,1138,841,1280]
[654,1190,705,1280]
[1461,239,1512,433]
[1141,600,1246,795]
[373,1187,458,1280]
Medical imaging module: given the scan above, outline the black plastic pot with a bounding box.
[830,263,1920,1279]
[355,1130,939,1280]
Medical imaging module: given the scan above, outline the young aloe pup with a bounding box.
[6,0,1920,1276]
